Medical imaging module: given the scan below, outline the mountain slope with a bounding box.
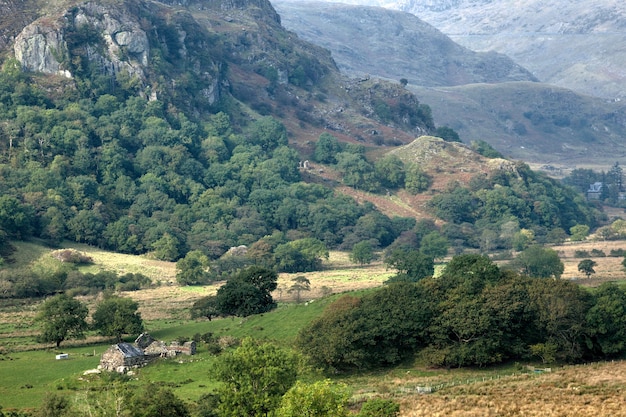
[273,0,536,87]
[273,0,626,165]
[410,82,626,165]
[281,0,626,100]
[397,0,626,100]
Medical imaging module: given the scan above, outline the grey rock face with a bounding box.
[14,20,70,77]
[14,2,149,81]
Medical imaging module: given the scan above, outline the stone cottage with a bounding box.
[99,343,146,373]
[99,333,197,373]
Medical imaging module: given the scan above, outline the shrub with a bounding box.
[358,398,400,417]
[51,249,93,264]
[590,249,606,257]
[574,250,590,258]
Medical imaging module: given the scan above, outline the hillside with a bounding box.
[410,82,626,166]
[282,0,626,100]
[272,1,537,86]
[396,0,626,101]
[272,1,626,166]
[0,0,440,265]
[0,0,605,265]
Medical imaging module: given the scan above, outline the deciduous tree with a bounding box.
[288,276,311,304]
[577,259,597,278]
[350,241,374,265]
[511,245,564,279]
[276,380,350,417]
[176,250,211,285]
[213,338,298,417]
[36,294,88,348]
[92,296,143,342]
[215,266,278,317]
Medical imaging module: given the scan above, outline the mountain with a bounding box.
[0,5,606,381]
[272,0,626,165]
[281,0,626,100]
[394,0,626,100]
[0,0,443,262]
[272,1,537,87]
[409,82,626,166]
[3,0,439,146]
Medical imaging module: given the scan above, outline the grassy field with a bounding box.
[2,239,626,414]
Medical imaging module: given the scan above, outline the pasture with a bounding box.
[1,239,626,414]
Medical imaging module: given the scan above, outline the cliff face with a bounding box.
[14,2,149,80]
[9,0,232,107]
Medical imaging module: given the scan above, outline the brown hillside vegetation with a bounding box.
[399,361,626,416]
[308,136,513,219]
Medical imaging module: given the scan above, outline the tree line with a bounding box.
[297,254,626,370]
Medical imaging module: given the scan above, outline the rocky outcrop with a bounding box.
[13,19,70,77]
[14,2,149,80]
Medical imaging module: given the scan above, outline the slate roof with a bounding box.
[115,342,144,358]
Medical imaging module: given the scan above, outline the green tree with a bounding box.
[586,283,626,357]
[470,139,503,158]
[215,266,278,317]
[190,295,220,321]
[527,279,591,362]
[350,241,374,265]
[36,294,88,348]
[404,163,431,194]
[176,250,211,285]
[578,259,597,278]
[247,116,288,153]
[358,398,400,417]
[435,126,461,142]
[374,155,405,189]
[274,238,328,273]
[314,133,341,164]
[151,232,181,261]
[569,224,590,241]
[92,296,143,342]
[213,338,298,417]
[0,195,34,239]
[288,275,311,304]
[297,282,429,371]
[335,152,379,192]
[384,249,434,282]
[276,380,350,417]
[125,384,189,417]
[512,245,564,279]
[419,231,448,260]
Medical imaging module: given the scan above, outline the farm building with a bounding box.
[99,334,197,373]
[99,343,146,372]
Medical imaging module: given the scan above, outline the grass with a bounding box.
[0,346,106,410]
[3,239,626,414]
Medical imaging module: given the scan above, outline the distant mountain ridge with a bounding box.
[274,0,626,165]
[281,0,626,100]
[273,1,537,87]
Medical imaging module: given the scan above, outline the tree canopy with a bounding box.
[298,254,626,370]
[213,338,299,417]
[36,294,88,348]
[214,266,278,317]
[92,296,144,342]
